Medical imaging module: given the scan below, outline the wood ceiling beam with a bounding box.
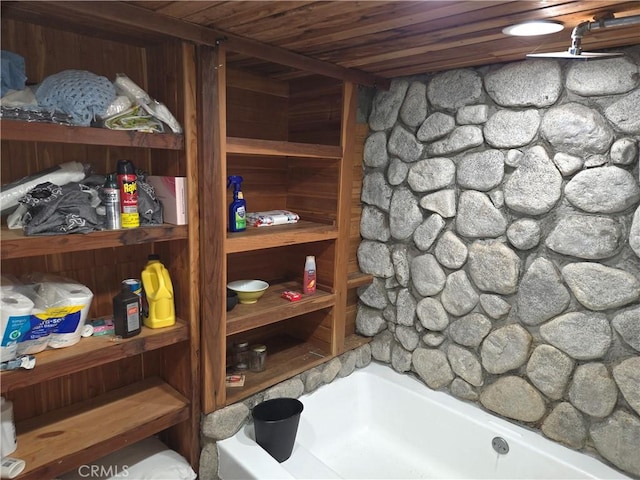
[2,1,390,89]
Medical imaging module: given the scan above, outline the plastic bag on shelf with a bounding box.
[0,161,88,216]
[109,73,182,133]
[113,73,152,105]
[141,100,182,134]
[102,94,132,118]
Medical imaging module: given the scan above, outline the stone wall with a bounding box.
[357,45,640,477]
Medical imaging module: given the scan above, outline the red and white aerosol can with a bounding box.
[116,160,140,228]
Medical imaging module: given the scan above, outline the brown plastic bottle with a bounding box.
[112,285,142,338]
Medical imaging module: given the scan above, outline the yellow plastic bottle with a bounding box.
[141,254,175,328]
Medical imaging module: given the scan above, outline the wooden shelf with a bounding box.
[13,377,189,480]
[1,224,188,260]
[0,119,184,149]
[346,271,374,289]
[1,320,189,394]
[225,221,338,254]
[226,281,335,336]
[226,335,330,404]
[344,333,372,351]
[227,137,342,159]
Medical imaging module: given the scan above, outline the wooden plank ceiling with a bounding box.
[126,0,640,80]
[3,1,640,85]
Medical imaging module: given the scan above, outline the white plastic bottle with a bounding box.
[1,396,17,458]
[303,256,316,295]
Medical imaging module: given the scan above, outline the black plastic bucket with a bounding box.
[252,397,304,463]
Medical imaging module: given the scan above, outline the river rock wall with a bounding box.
[357,45,640,477]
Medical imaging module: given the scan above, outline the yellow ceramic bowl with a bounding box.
[227,280,269,304]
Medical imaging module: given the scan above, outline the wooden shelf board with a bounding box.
[225,220,338,253]
[346,271,374,289]
[1,320,189,394]
[13,377,189,480]
[226,281,335,336]
[343,333,372,351]
[227,136,342,159]
[0,119,184,149]
[226,335,331,404]
[1,224,188,260]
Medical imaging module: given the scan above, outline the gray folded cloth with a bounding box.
[19,181,101,235]
[17,173,163,235]
[137,172,163,225]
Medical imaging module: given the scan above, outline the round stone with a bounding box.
[480,376,546,422]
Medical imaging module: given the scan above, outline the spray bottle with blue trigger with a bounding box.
[227,175,246,232]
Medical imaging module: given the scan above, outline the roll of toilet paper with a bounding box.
[15,306,49,355]
[0,291,34,362]
[47,283,93,349]
[0,457,25,479]
[8,275,94,353]
[0,275,18,289]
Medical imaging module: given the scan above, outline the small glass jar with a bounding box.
[250,344,267,372]
[233,341,250,371]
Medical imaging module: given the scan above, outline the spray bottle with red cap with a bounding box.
[117,159,139,229]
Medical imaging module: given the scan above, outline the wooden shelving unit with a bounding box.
[199,40,360,413]
[0,119,184,149]
[226,221,338,253]
[1,2,372,476]
[226,281,336,335]
[0,10,200,476]
[226,136,342,158]
[226,335,330,404]
[0,225,188,260]
[13,378,189,480]
[1,320,189,393]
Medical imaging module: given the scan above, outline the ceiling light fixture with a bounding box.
[503,20,564,36]
[527,13,640,59]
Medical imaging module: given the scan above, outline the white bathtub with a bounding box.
[218,362,629,479]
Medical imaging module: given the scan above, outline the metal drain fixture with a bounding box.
[492,436,509,455]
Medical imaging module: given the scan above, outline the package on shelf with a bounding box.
[102,74,182,133]
[247,210,299,227]
[0,273,93,360]
[0,161,87,217]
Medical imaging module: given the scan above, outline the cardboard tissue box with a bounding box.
[147,176,188,225]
